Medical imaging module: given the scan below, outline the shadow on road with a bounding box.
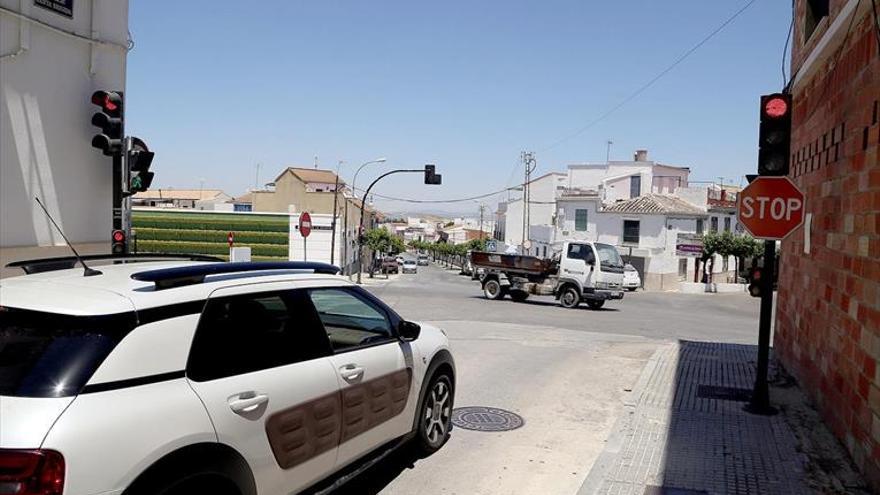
[327,446,423,495]
[465,295,621,312]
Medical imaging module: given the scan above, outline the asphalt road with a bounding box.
[367,257,762,345]
[331,259,762,495]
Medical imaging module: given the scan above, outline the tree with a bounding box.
[363,228,396,276]
[700,232,724,283]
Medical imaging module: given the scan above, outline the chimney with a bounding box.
[634,149,648,162]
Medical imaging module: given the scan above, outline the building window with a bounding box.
[542,246,547,258]
[575,209,588,232]
[623,220,640,245]
[696,219,704,234]
[804,0,829,42]
[630,175,641,199]
[724,217,731,232]
[710,217,718,232]
[678,258,688,280]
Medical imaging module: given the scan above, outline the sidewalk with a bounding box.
[579,341,868,495]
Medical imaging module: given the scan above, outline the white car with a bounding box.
[623,263,641,291]
[0,255,455,495]
[402,259,418,274]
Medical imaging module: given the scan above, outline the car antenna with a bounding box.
[34,197,102,277]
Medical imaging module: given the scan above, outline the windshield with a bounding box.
[0,307,135,398]
[595,243,624,270]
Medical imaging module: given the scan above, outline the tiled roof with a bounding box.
[133,189,226,200]
[602,194,705,215]
[276,167,343,185]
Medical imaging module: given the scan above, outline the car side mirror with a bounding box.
[399,320,421,341]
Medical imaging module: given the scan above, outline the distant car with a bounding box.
[418,254,429,266]
[403,259,418,274]
[623,263,641,291]
[382,257,399,274]
[396,256,405,265]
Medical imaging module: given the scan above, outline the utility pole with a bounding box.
[478,202,485,240]
[254,163,261,191]
[330,160,344,265]
[521,151,536,253]
[606,139,613,163]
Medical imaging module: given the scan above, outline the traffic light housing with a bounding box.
[748,268,762,297]
[111,229,126,255]
[127,137,155,195]
[758,93,792,176]
[91,90,124,156]
[424,164,442,185]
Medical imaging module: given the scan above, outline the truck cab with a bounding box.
[556,241,625,309]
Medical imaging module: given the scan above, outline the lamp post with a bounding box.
[330,160,344,266]
[346,158,386,279]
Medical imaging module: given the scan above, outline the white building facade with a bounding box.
[1,0,130,270]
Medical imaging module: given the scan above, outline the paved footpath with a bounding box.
[579,341,810,495]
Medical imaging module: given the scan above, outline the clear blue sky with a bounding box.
[127,0,791,215]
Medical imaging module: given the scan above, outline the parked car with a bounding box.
[402,259,418,274]
[382,257,399,274]
[418,254,430,266]
[396,255,405,265]
[0,255,455,495]
[623,263,641,291]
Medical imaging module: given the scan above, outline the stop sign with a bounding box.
[737,177,805,240]
[299,212,312,238]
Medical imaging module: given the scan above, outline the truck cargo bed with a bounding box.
[470,251,557,276]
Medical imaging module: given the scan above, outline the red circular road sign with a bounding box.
[227,232,234,247]
[299,212,312,238]
[737,177,805,240]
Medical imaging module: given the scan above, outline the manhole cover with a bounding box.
[451,407,524,432]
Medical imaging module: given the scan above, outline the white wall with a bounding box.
[503,173,566,246]
[1,0,129,248]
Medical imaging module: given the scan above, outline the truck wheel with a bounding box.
[559,286,580,308]
[509,290,529,302]
[483,279,504,300]
[586,300,605,310]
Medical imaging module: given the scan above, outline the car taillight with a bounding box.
[0,450,64,495]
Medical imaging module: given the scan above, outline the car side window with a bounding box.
[188,290,332,382]
[567,244,595,264]
[307,288,395,352]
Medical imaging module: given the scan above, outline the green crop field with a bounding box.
[132,210,289,260]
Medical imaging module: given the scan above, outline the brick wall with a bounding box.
[775,0,880,488]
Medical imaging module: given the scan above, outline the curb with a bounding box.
[576,342,675,495]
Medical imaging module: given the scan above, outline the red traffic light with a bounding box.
[91,90,122,116]
[112,230,125,243]
[763,96,788,118]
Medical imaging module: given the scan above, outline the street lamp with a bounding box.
[344,158,386,278]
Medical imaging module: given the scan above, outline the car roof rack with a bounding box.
[130,261,341,290]
[6,253,223,275]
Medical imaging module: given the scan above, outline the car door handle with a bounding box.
[339,364,364,382]
[228,393,269,414]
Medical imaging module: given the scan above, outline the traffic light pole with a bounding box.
[357,169,424,284]
[746,239,778,415]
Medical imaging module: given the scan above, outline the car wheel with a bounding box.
[559,286,580,309]
[483,279,504,300]
[509,290,529,302]
[628,287,637,292]
[415,373,454,456]
[586,300,605,310]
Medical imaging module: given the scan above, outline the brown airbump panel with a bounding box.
[264,368,412,470]
[265,392,342,470]
[340,368,412,443]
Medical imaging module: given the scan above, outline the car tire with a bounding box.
[559,286,580,309]
[509,290,529,302]
[627,287,637,292]
[483,279,504,300]
[586,300,605,310]
[414,373,454,456]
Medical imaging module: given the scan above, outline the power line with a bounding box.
[539,0,758,152]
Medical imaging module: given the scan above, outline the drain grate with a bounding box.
[451,407,524,432]
[696,385,752,402]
